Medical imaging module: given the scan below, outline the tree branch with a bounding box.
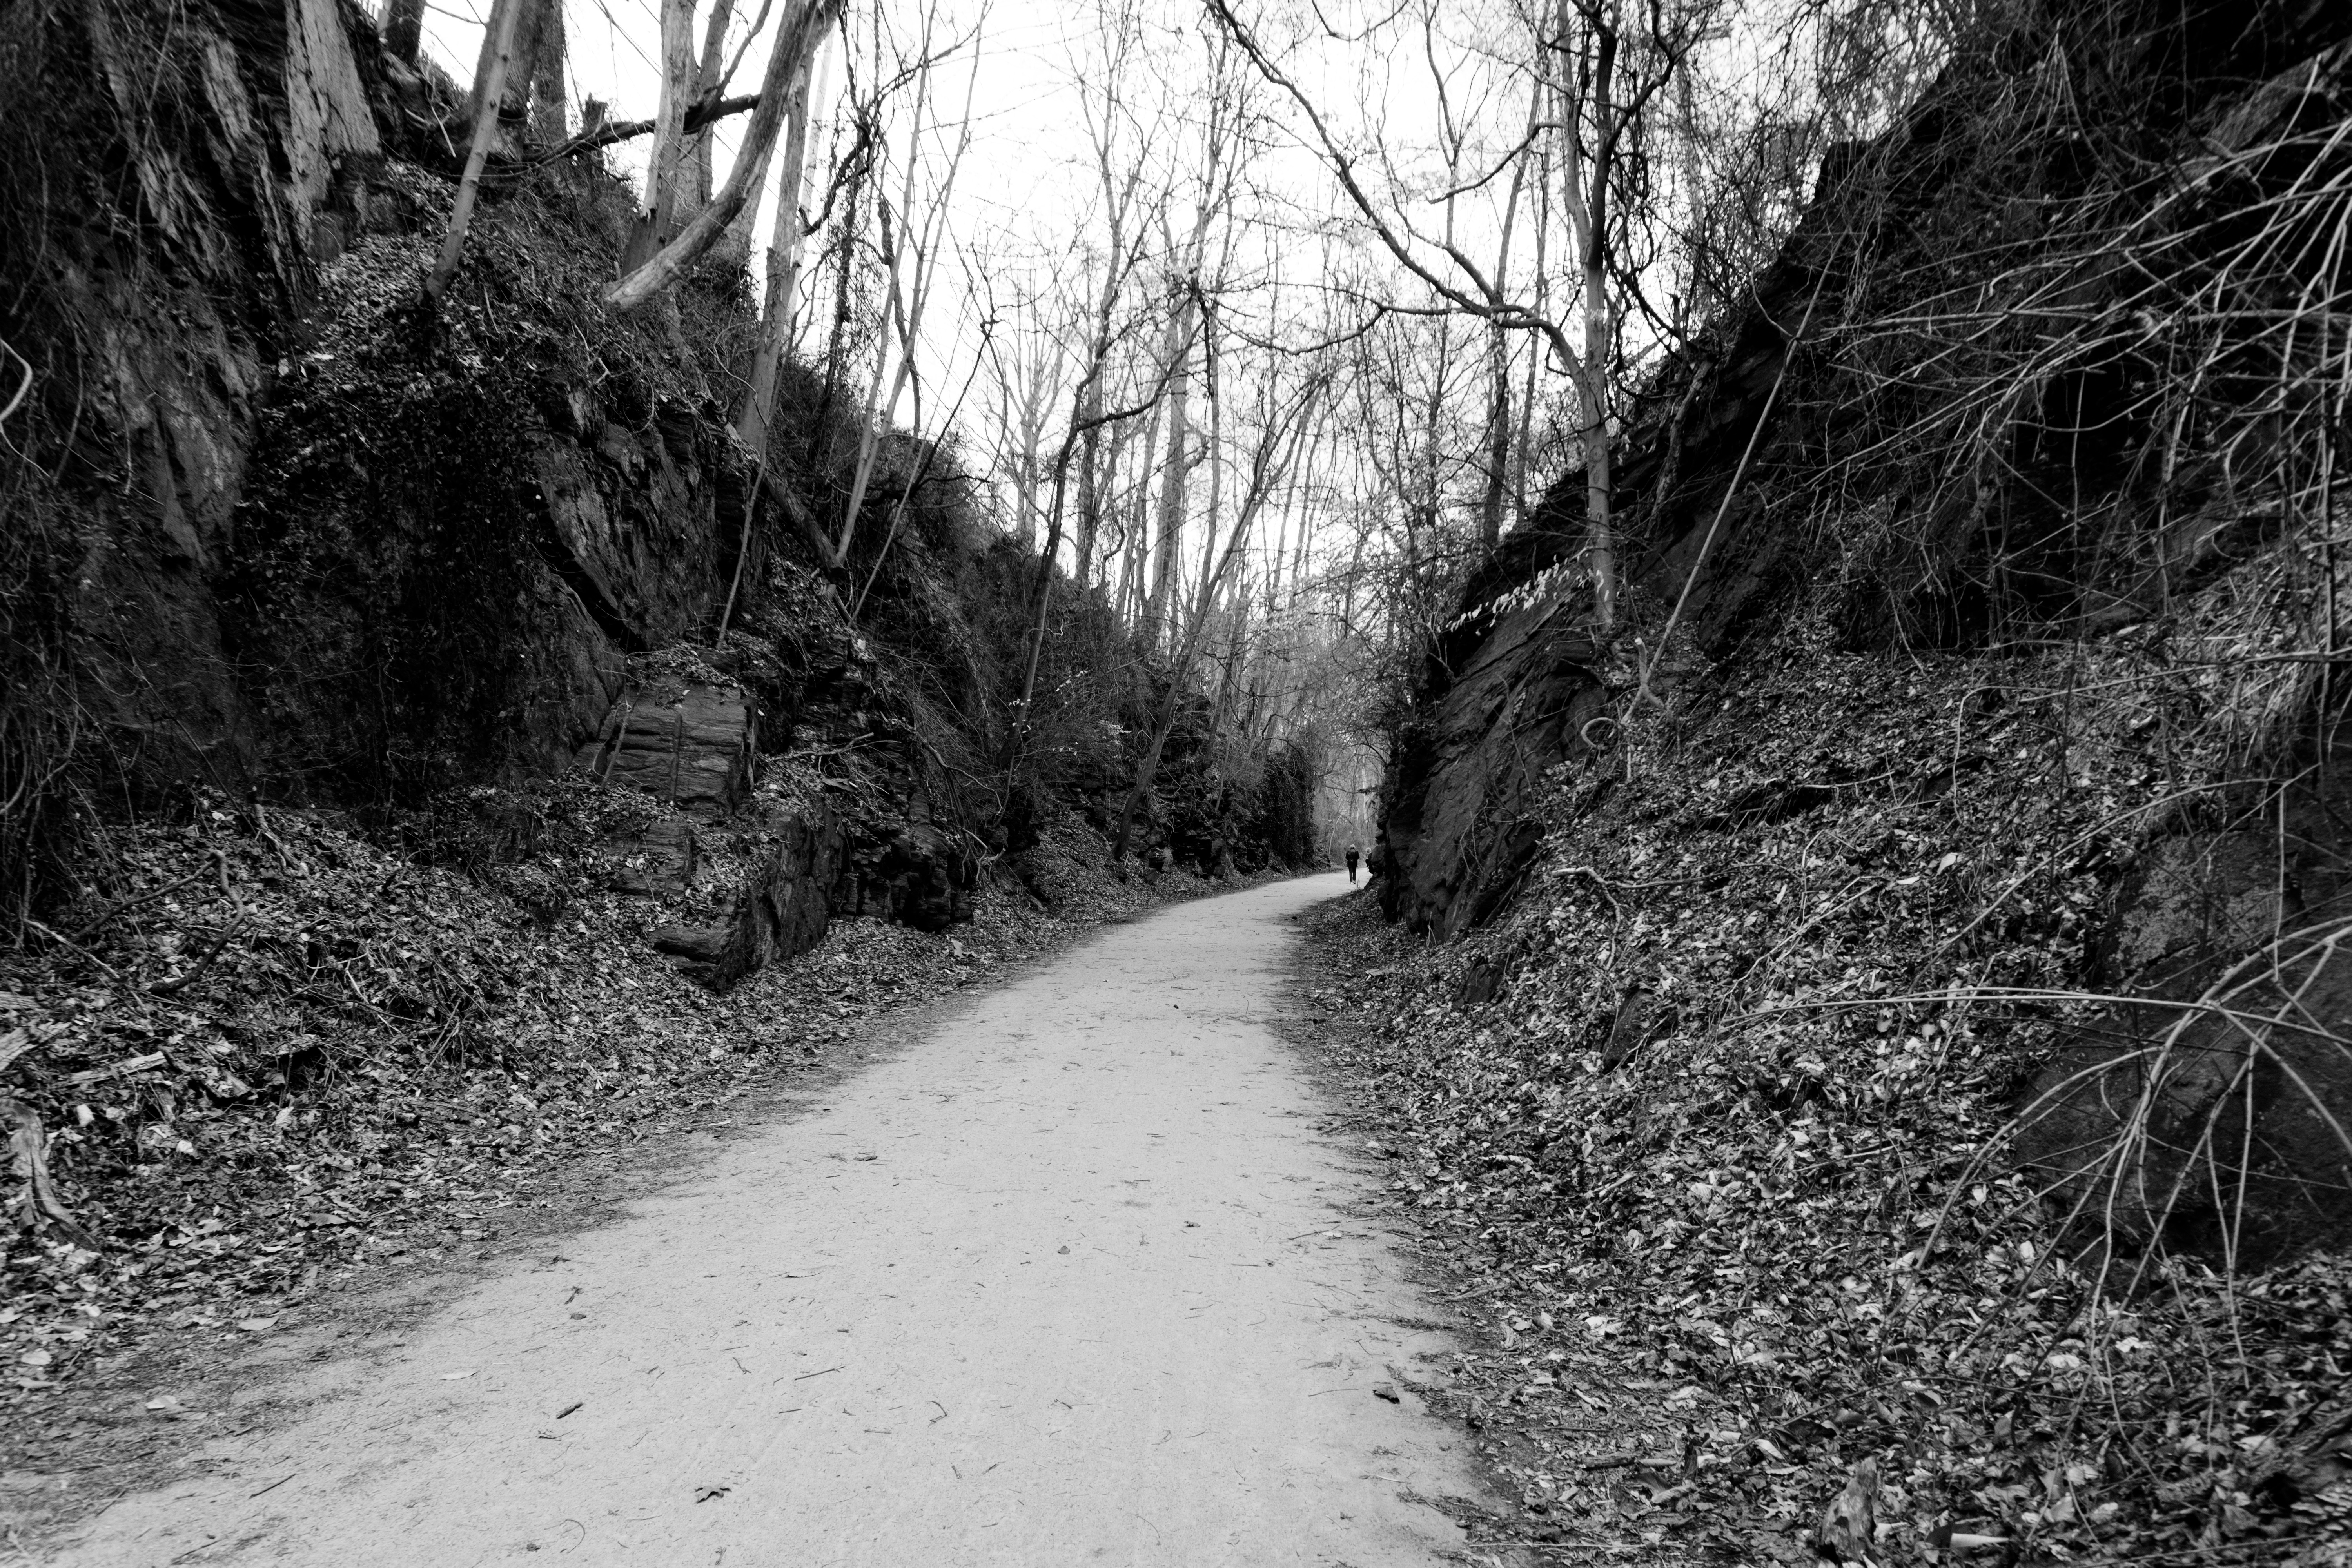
[1203,0,1581,374]
[527,92,762,166]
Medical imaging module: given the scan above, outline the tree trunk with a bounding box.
[605,0,843,314]
[733,34,826,455]
[683,0,739,219]
[1482,327,1510,551]
[1479,79,1539,554]
[426,0,523,302]
[1555,14,1619,632]
[620,0,699,276]
[527,0,568,142]
[1515,142,1551,530]
[1580,255,1617,630]
[470,0,550,160]
[380,0,424,65]
[1074,379,1105,588]
[714,137,770,274]
[1115,403,1156,623]
[1141,299,1194,650]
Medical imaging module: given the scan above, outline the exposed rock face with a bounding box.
[641,806,841,985]
[3,0,768,817]
[2022,814,2352,1263]
[533,408,731,650]
[573,684,756,820]
[709,805,848,989]
[1,0,395,810]
[1380,601,1606,939]
[578,660,978,985]
[1379,2,2352,1263]
[838,820,976,932]
[1376,171,1837,938]
[608,818,698,898]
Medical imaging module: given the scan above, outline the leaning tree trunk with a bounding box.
[619,0,698,275]
[526,0,568,141]
[733,28,829,452]
[605,0,842,314]
[426,0,524,301]
[469,0,550,159]
[1141,305,1194,650]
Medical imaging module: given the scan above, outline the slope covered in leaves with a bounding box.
[0,784,1249,1512]
[1317,615,2351,1565]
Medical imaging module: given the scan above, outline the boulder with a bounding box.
[608,816,698,897]
[838,819,976,933]
[707,806,849,989]
[1380,598,1607,938]
[574,682,756,820]
[2019,823,2352,1263]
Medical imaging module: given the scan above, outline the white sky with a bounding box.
[411,0,1566,374]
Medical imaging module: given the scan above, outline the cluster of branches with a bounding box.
[389,0,856,482]
[948,3,1391,859]
[949,0,1872,857]
[950,0,1973,850]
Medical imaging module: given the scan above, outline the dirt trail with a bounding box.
[57,873,1501,1567]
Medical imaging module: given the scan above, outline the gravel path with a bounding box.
[56,872,1497,1566]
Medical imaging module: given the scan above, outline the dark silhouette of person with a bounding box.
[1345,843,1361,882]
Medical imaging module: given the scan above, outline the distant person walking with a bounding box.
[1345,843,1361,882]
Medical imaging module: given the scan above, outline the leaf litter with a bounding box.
[0,780,1247,1526]
[1293,634,2351,1568]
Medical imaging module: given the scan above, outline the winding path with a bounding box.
[61,873,1499,1566]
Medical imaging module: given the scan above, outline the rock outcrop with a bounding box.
[1378,0,2352,1260]
[574,683,757,820]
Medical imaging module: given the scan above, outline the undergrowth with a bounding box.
[1341,604,2352,1563]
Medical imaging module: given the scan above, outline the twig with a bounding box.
[67,853,220,941]
[148,913,251,997]
[22,918,123,980]
[0,336,32,427]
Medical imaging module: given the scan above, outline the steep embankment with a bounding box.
[0,0,1313,941]
[1368,2,2352,1560]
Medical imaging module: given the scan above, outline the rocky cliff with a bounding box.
[1379,0,2352,1259]
[0,0,1313,990]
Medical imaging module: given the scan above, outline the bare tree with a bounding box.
[828,17,982,566]
[603,0,845,312]
[617,0,701,275]
[1207,0,1712,632]
[1138,27,1253,649]
[425,0,527,303]
[1112,326,1330,860]
[985,312,1068,552]
[733,21,836,456]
